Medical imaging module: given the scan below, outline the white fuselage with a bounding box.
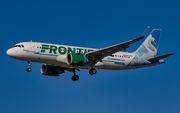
[6,42,162,70]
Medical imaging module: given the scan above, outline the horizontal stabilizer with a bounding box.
[147,53,175,62]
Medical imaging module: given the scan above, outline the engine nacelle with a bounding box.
[66,53,87,66]
[41,64,64,76]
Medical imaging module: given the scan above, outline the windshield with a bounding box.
[13,45,24,48]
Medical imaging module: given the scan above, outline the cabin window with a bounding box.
[42,47,49,49]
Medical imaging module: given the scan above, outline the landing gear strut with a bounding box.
[89,68,97,75]
[72,69,79,81]
[27,61,32,72]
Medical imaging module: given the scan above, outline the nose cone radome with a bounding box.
[6,49,13,57]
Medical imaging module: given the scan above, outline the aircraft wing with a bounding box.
[86,27,150,64]
[147,53,175,62]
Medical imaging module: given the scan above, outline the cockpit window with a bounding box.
[13,45,24,48]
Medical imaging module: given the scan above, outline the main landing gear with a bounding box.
[27,61,32,72]
[71,68,97,81]
[88,63,97,75]
[72,69,79,81]
[89,68,97,75]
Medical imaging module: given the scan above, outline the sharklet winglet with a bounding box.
[141,26,150,37]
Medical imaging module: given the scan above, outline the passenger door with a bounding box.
[30,42,36,52]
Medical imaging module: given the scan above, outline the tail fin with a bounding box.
[135,29,161,58]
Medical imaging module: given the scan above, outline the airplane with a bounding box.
[6,27,175,81]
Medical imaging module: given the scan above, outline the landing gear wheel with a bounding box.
[72,75,79,81]
[27,61,32,72]
[27,68,31,72]
[89,68,97,75]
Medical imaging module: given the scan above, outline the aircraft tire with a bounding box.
[72,75,79,81]
[89,68,97,75]
[27,68,31,72]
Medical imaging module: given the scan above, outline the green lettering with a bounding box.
[73,48,76,53]
[49,45,57,54]
[67,47,74,54]
[88,49,94,52]
[58,46,66,55]
[84,49,87,53]
[41,44,49,53]
[77,48,83,53]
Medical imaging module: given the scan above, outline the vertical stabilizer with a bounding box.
[135,29,161,58]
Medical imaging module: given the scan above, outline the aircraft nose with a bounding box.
[6,49,13,57]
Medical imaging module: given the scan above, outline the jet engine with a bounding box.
[66,53,87,66]
[41,64,64,76]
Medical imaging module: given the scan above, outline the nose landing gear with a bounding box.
[27,61,32,72]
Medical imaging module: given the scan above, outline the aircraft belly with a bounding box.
[99,58,132,70]
[19,50,163,71]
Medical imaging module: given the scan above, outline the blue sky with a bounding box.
[1,0,180,113]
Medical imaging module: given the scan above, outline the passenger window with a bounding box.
[42,47,48,49]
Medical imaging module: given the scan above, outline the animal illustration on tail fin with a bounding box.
[135,29,161,58]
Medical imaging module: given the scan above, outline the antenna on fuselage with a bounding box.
[30,40,32,42]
